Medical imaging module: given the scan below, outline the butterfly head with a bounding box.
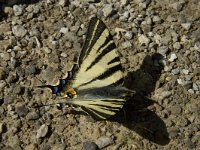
[61,87,77,99]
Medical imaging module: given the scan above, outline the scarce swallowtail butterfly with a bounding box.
[39,17,134,120]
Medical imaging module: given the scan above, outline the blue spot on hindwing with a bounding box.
[60,79,66,85]
[53,87,59,94]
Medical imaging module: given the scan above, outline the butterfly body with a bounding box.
[39,17,134,120]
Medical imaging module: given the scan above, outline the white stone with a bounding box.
[36,124,48,139]
[182,69,189,75]
[168,53,177,62]
[60,27,69,34]
[177,79,184,85]
[138,34,150,45]
[181,23,191,30]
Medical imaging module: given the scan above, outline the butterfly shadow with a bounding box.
[110,53,170,145]
[0,0,40,21]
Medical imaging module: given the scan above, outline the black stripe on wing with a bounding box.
[108,57,121,65]
[78,17,106,65]
[79,64,122,87]
[86,42,116,71]
[81,105,117,120]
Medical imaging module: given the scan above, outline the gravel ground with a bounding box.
[0,0,200,149]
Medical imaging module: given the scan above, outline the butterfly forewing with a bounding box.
[72,18,124,90]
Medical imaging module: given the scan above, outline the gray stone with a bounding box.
[83,141,98,150]
[36,124,49,138]
[169,128,179,138]
[158,46,169,56]
[25,65,36,76]
[96,136,114,149]
[193,83,199,91]
[13,85,22,94]
[171,68,180,75]
[26,112,40,120]
[102,4,113,17]
[173,42,181,50]
[124,31,133,40]
[152,16,161,23]
[13,5,23,16]
[15,105,29,117]
[12,25,27,37]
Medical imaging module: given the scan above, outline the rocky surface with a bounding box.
[0,0,200,149]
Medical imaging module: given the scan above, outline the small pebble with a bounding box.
[158,46,169,57]
[15,105,29,117]
[182,69,189,75]
[52,144,67,150]
[152,16,161,23]
[13,85,22,94]
[171,68,180,75]
[138,34,150,45]
[43,47,52,54]
[13,5,23,16]
[120,0,129,6]
[188,89,194,94]
[121,41,132,49]
[169,53,177,62]
[96,136,114,149]
[192,83,199,91]
[60,52,67,57]
[83,141,98,150]
[36,124,49,139]
[171,105,182,114]
[60,27,69,34]
[181,23,192,30]
[58,0,69,6]
[124,31,133,40]
[102,4,113,17]
[12,25,27,37]
[173,42,181,50]
[26,112,40,120]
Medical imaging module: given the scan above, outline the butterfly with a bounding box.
[38,17,134,120]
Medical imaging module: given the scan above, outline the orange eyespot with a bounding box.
[66,88,77,98]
